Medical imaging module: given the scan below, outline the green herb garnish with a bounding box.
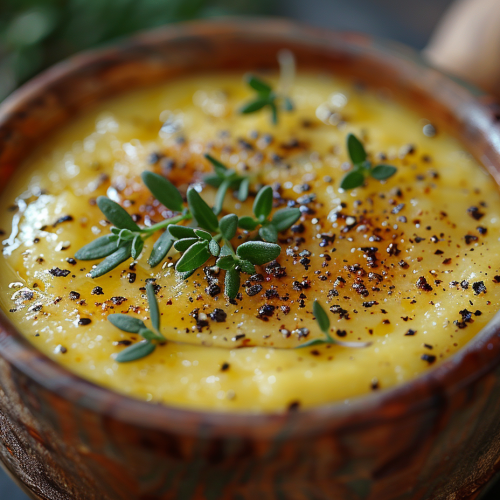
[167,185,288,299]
[240,50,295,124]
[204,154,252,215]
[75,172,191,277]
[109,282,165,362]
[77,167,298,299]
[340,133,397,190]
[237,185,301,242]
[297,300,372,349]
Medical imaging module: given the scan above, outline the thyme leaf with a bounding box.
[237,186,300,242]
[239,51,296,125]
[297,301,373,349]
[204,154,252,214]
[340,133,398,190]
[110,283,165,363]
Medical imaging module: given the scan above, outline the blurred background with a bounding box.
[0,0,456,101]
[1,0,499,498]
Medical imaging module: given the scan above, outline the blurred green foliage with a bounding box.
[0,0,272,100]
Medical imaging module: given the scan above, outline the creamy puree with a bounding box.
[1,73,499,412]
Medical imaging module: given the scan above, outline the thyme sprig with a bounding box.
[240,50,295,125]
[168,186,282,298]
[75,172,191,277]
[340,133,397,190]
[109,282,165,362]
[238,185,301,242]
[297,301,372,349]
[204,154,252,215]
[76,170,298,298]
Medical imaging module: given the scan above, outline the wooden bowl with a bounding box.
[1,18,500,500]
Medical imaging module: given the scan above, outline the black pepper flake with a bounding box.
[54,345,68,354]
[66,257,77,265]
[113,340,132,346]
[209,308,227,322]
[238,138,254,150]
[91,286,104,295]
[434,250,444,255]
[127,272,136,284]
[362,301,378,308]
[472,281,487,295]
[288,401,300,411]
[386,243,401,256]
[299,257,311,268]
[416,276,433,291]
[249,274,264,282]
[371,379,379,390]
[69,291,80,300]
[291,223,305,234]
[368,272,383,282]
[405,329,416,336]
[296,194,316,205]
[49,268,70,277]
[78,318,91,326]
[147,151,164,164]
[265,288,279,299]
[493,276,500,283]
[111,296,127,305]
[296,328,309,338]
[206,283,221,297]
[391,203,405,215]
[319,233,335,247]
[464,235,478,245]
[461,280,469,290]
[443,258,452,265]
[330,305,350,320]
[258,304,275,318]
[232,334,246,341]
[398,260,409,269]
[336,329,347,337]
[297,183,311,193]
[221,362,230,371]
[281,305,290,315]
[421,353,436,364]
[467,206,485,220]
[456,309,474,328]
[477,226,487,235]
[52,215,74,227]
[264,261,286,278]
[352,280,369,297]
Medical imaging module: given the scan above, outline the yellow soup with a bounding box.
[1,73,499,412]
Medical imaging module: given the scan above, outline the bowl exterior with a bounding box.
[1,18,500,500]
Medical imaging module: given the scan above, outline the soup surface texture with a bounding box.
[1,73,499,412]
